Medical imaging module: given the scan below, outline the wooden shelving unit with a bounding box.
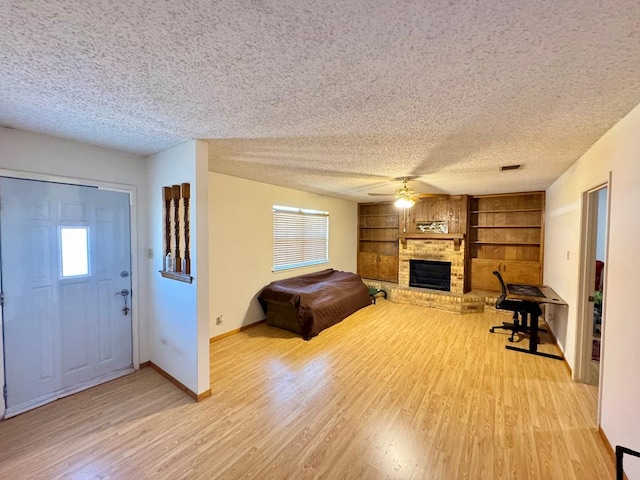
[468,192,545,292]
[357,202,399,282]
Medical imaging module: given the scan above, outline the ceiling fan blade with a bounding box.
[416,193,449,198]
[393,175,420,182]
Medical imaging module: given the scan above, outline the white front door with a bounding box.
[0,177,133,417]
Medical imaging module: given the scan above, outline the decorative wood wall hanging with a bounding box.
[160,183,193,283]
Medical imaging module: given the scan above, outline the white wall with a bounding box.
[147,140,210,396]
[194,141,211,393]
[545,104,640,478]
[0,126,149,360]
[209,172,358,336]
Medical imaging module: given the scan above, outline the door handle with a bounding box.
[115,289,130,316]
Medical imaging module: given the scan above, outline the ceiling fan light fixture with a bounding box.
[394,197,416,208]
[394,184,418,208]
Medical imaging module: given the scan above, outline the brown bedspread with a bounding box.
[258,269,371,339]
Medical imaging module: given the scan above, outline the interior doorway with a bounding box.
[0,177,134,418]
[577,183,609,388]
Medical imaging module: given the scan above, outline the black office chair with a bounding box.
[489,271,542,342]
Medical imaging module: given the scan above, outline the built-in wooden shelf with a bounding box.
[359,214,400,217]
[160,270,193,284]
[470,241,541,245]
[471,225,541,228]
[470,208,542,213]
[358,202,400,282]
[468,192,545,291]
[359,226,399,229]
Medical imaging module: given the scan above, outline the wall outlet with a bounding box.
[216,315,223,325]
[147,248,153,259]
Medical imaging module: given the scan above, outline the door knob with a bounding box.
[115,289,130,315]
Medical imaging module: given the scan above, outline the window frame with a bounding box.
[58,225,91,279]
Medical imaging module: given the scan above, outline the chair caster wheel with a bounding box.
[489,328,495,333]
[508,338,515,342]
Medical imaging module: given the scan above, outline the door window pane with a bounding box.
[60,227,89,277]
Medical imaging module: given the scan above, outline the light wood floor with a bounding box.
[0,300,615,479]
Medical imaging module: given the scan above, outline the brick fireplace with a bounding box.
[398,235,465,294]
[362,233,487,314]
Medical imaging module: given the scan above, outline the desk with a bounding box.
[504,283,567,360]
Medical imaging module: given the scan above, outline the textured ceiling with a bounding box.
[2,1,640,201]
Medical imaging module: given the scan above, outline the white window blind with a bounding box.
[273,205,329,271]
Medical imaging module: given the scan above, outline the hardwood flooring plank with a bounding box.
[0,300,616,479]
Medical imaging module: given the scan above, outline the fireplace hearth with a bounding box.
[409,259,451,291]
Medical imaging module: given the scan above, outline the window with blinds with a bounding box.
[273,205,329,272]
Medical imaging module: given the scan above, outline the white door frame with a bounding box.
[0,169,141,417]
[574,173,611,423]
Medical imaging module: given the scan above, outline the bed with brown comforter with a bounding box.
[258,269,372,339]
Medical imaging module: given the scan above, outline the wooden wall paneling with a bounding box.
[358,196,470,287]
[412,195,467,235]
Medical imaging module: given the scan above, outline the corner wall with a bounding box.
[209,172,358,336]
[545,103,640,478]
[147,140,210,396]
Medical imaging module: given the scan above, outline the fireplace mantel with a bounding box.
[399,233,464,251]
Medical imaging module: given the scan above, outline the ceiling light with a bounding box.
[395,197,416,208]
[394,184,418,208]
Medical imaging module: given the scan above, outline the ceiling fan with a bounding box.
[368,177,447,208]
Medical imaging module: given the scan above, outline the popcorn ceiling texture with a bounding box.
[2,0,640,200]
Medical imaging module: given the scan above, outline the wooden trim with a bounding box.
[470,208,542,213]
[139,361,151,369]
[400,233,464,250]
[144,361,208,402]
[399,233,464,240]
[598,426,628,480]
[196,389,212,401]
[470,191,546,198]
[210,320,267,344]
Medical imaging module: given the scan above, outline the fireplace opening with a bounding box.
[409,259,451,291]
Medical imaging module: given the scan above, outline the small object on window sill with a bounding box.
[165,252,174,272]
[159,270,193,283]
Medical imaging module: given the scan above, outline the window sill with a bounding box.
[272,260,329,273]
[159,270,193,284]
